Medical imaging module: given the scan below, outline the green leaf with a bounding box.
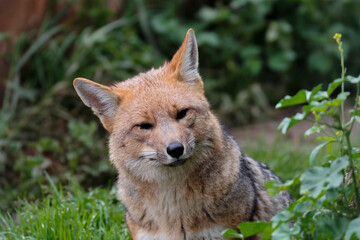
[238,221,270,238]
[293,200,311,213]
[304,126,324,138]
[312,91,328,101]
[221,228,243,238]
[261,224,275,240]
[278,112,307,134]
[310,92,350,111]
[330,156,350,172]
[349,109,360,117]
[265,180,283,196]
[336,92,350,101]
[345,216,360,240]
[276,85,328,109]
[300,156,349,198]
[265,178,297,197]
[347,75,360,84]
[271,210,294,228]
[276,90,308,108]
[349,109,360,124]
[327,78,343,96]
[272,222,300,240]
[316,216,349,240]
[325,188,339,201]
[309,84,323,100]
[352,116,360,124]
[278,118,296,134]
[315,136,336,142]
[309,101,328,112]
[327,92,350,107]
[309,141,329,166]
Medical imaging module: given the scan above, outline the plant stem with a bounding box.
[339,41,347,156]
[349,82,359,134]
[340,48,345,128]
[344,132,360,212]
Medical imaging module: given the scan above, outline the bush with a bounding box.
[223,34,360,240]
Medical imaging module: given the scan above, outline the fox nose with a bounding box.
[167,142,184,159]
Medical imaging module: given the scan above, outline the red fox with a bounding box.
[74,29,291,240]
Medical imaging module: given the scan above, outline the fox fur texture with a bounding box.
[73,29,291,240]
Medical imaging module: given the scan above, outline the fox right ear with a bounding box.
[73,78,120,131]
[170,29,203,90]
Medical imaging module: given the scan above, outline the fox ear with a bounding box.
[73,78,120,132]
[170,29,202,89]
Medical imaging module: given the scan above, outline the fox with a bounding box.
[73,29,291,240]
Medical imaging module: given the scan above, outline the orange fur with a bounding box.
[73,28,291,240]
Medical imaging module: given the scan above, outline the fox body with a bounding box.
[74,29,291,240]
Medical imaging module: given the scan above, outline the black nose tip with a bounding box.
[167,142,184,159]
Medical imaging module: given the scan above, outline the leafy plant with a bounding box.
[223,34,360,239]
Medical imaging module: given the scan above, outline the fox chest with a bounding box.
[119,182,225,239]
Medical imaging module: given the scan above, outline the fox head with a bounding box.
[74,29,218,182]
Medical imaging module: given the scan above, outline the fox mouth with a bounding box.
[167,158,187,167]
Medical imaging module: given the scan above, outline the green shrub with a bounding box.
[223,33,360,240]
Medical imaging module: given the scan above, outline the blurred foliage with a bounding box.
[0,0,359,211]
[147,0,360,123]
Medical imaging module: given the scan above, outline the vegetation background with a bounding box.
[0,0,359,239]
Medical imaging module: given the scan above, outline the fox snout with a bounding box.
[166,142,186,167]
[155,140,191,167]
[167,142,184,159]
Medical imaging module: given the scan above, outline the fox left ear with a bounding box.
[170,29,203,89]
[73,78,120,132]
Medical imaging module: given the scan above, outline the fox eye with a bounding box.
[137,123,153,130]
[176,108,188,120]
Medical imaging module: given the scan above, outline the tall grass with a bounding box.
[0,175,130,240]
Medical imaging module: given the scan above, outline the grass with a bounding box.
[0,135,322,239]
[243,134,313,181]
[0,176,131,240]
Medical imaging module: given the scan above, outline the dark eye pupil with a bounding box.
[138,123,153,130]
[176,109,188,120]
